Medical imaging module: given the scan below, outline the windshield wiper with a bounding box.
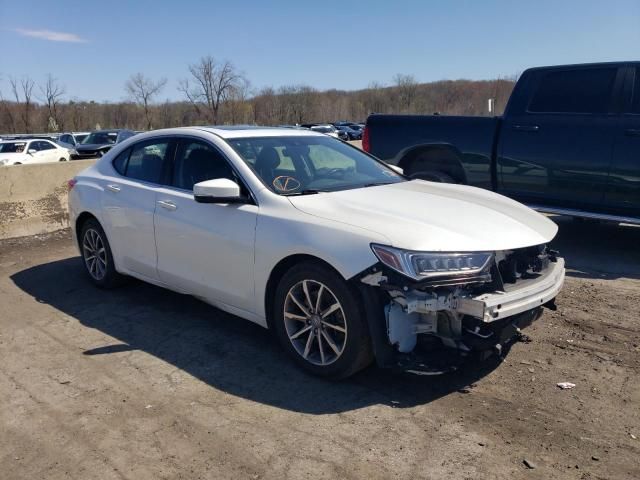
[282,189,322,196]
[363,182,393,188]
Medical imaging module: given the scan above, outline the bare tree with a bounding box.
[226,77,252,124]
[179,56,244,124]
[10,76,35,132]
[125,73,167,130]
[393,74,418,112]
[0,77,17,133]
[39,74,66,131]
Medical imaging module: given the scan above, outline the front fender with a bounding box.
[253,204,390,321]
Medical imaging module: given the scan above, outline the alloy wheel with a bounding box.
[82,228,107,281]
[283,279,348,366]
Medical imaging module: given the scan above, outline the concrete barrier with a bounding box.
[0,160,95,240]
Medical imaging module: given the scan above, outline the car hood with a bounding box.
[288,180,558,252]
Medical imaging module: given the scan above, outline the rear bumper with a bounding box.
[455,258,565,322]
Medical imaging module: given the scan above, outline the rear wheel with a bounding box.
[80,219,125,288]
[59,157,67,162]
[273,262,373,379]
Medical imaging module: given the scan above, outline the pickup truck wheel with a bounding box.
[80,219,125,289]
[273,262,373,379]
[408,170,455,183]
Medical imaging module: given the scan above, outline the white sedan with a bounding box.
[0,138,71,165]
[68,127,565,378]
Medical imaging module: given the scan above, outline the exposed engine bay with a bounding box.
[360,244,565,372]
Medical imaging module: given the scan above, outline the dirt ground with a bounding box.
[1,217,639,479]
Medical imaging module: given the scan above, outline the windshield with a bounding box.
[311,126,333,133]
[0,142,26,153]
[228,135,405,195]
[81,132,117,145]
[74,134,88,143]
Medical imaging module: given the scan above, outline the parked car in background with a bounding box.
[73,132,90,144]
[54,139,78,157]
[0,138,71,165]
[365,61,640,224]
[336,125,362,140]
[69,126,564,378]
[350,124,365,134]
[73,129,137,159]
[59,132,91,147]
[309,124,342,139]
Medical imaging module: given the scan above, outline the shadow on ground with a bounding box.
[11,257,500,414]
[550,216,640,280]
[11,217,637,413]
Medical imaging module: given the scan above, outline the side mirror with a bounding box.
[28,149,37,155]
[194,178,248,204]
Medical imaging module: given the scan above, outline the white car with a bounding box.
[0,138,71,165]
[68,127,565,378]
[309,124,340,138]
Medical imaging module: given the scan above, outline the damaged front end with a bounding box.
[357,244,565,374]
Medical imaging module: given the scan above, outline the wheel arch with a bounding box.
[396,143,468,183]
[263,254,346,330]
[75,211,100,249]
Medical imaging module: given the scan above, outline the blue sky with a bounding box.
[1,0,639,102]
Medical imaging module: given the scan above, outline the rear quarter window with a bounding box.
[112,148,130,175]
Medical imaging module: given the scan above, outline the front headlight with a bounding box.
[371,244,494,280]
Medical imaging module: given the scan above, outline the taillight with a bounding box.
[67,178,77,190]
[362,124,370,152]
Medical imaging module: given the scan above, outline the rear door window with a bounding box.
[528,67,617,114]
[123,140,170,184]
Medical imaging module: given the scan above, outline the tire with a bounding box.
[79,218,125,288]
[408,170,455,183]
[273,262,374,379]
[59,157,67,162]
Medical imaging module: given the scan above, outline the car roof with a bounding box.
[189,125,325,139]
[524,61,640,74]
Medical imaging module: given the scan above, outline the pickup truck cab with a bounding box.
[364,62,640,223]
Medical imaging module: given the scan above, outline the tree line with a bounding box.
[0,56,516,134]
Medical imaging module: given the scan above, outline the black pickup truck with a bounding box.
[364,62,640,223]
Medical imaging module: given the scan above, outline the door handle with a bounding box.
[106,184,121,193]
[157,200,177,211]
[512,125,540,132]
[624,128,640,137]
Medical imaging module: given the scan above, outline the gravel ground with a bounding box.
[1,218,639,479]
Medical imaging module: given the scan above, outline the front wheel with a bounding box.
[273,262,373,379]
